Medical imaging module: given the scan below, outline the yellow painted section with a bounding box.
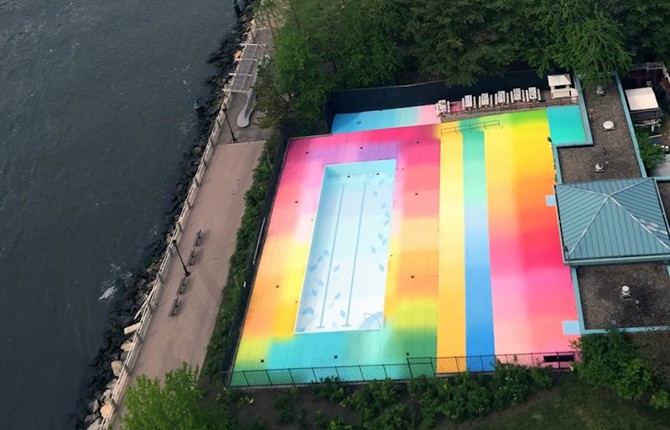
[437,126,466,365]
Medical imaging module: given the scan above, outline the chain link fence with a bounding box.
[225,351,577,387]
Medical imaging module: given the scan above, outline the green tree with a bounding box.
[538,1,631,87]
[576,328,654,402]
[568,8,632,87]
[273,24,336,120]
[253,59,291,129]
[256,0,403,121]
[596,0,670,62]
[332,0,402,88]
[637,131,665,174]
[122,364,205,430]
[407,0,541,85]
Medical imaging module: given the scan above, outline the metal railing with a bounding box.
[440,120,501,134]
[226,351,577,387]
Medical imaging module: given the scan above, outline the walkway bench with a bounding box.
[170,296,180,316]
[193,229,203,247]
[178,276,188,294]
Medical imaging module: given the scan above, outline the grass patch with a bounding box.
[466,375,670,430]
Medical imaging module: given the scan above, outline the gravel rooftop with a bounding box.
[557,84,643,183]
[657,181,670,216]
[577,263,670,329]
[559,84,670,330]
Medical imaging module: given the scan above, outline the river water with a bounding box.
[0,0,236,427]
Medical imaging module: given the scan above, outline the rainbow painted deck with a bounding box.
[232,107,579,383]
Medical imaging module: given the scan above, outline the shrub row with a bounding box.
[575,327,670,409]
[303,362,553,430]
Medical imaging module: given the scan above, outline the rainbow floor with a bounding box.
[231,107,582,384]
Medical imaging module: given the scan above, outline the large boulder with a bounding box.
[111,360,123,377]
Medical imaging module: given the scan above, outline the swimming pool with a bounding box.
[546,105,588,145]
[296,160,395,334]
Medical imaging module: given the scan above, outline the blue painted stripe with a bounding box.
[462,130,495,370]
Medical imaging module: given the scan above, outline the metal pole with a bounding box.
[171,240,191,277]
[222,106,238,143]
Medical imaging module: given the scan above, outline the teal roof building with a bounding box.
[554,178,670,265]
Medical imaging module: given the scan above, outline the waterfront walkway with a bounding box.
[109,26,274,427]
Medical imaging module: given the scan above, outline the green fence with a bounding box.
[226,351,577,387]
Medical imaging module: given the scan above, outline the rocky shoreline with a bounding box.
[72,3,256,429]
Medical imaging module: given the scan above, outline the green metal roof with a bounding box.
[555,178,670,265]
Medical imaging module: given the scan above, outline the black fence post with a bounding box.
[335,366,340,380]
[480,355,484,371]
[242,371,249,387]
[288,368,295,385]
[557,352,561,369]
[311,367,317,383]
[383,364,388,379]
[455,357,460,373]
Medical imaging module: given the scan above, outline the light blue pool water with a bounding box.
[295,160,396,334]
[547,105,588,145]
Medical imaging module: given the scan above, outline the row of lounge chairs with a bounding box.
[435,87,542,117]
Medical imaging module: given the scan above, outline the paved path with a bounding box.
[110,24,275,428]
[111,141,263,428]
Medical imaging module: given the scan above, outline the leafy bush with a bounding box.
[576,327,660,405]
[633,330,670,389]
[342,379,406,428]
[274,386,298,424]
[327,417,353,430]
[529,366,553,390]
[490,361,550,410]
[615,358,654,400]
[439,373,492,422]
[650,390,670,410]
[408,377,442,428]
[636,131,665,174]
[407,362,554,427]
[309,377,348,403]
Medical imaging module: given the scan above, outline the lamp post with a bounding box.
[171,240,190,277]
[222,105,238,143]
